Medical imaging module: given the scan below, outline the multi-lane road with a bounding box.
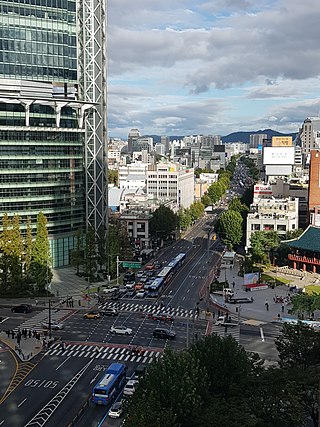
[0,211,281,426]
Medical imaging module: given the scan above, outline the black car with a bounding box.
[153,327,176,339]
[99,308,118,316]
[11,304,32,314]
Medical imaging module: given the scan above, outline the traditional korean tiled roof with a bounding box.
[284,226,320,252]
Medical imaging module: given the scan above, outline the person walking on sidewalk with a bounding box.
[265,299,269,311]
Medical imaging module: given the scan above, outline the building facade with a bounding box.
[246,197,299,249]
[147,162,194,209]
[299,117,320,156]
[0,0,107,266]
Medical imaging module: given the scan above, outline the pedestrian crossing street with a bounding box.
[100,301,194,318]
[13,309,71,333]
[45,342,162,364]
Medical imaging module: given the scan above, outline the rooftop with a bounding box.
[284,226,320,252]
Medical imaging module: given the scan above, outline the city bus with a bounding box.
[168,253,186,272]
[148,277,165,297]
[92,363,127,405]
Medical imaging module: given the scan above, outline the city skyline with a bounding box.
[108,0,320,139]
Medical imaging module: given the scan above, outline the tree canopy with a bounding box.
[250,230,279,265]
[149,205,178,241]
[217,209,243,248]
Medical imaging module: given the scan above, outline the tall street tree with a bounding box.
[250,230,279,266]
[0,213,12,292]
[149,205,178,241]
[9,214,24,290]
[31,212,52,293]
[24,216,33,280]
[217,209,243,248]
[178,208,192,231]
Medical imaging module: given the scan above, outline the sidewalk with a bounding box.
[0,331,45,361]
[211,255,309,324]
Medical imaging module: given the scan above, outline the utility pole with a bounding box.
[116,255,120,286]
[48,299,52,339]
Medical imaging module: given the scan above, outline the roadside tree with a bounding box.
[275,322,320,370]
[189,201,204,221]
[30,212,52,293]
[149,205,178,241]
[290,294,320,319]
[218,209,243,248]
[201,194,211,207]
[250,230,279,266]
[178,208,192,231]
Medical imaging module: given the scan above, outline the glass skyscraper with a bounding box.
[0,0,107,267]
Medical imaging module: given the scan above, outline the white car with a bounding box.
[103,286,119,294]
[123,379,139,396]
[110,325,133,335]
[136,290,146,298]
[41,321,64,330]
[109,400,124,418]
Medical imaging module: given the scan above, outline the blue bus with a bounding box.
[168,253,186,272]
[92,363,127,405]
[148,277,165,297]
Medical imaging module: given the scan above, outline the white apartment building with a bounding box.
[119,162,148,189]
[147,162,194,208]
[246,197,299,249]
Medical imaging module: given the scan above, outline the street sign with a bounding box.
[122,261,141,269]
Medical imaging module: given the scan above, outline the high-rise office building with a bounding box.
[0,0,107,267]
[299,117,320,156]
[249,133,268,149]
[127,128,141,153]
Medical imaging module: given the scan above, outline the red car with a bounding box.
[147,313,175,322]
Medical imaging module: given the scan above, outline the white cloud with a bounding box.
[107,0,320,137]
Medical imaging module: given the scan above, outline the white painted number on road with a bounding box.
[24,379,59,388]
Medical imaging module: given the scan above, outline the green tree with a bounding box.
[201,194,211,207]
[275,322,320,370]
[178,208,192,231]
[9,215,24,288]
[126,348,208,427]
[149,205,178,241]
[108,169,119,186]
[83,225,97,280]
[96,226,107,273]
[207,182,223,203]
[250,230,279,265]
[0,213,12,292]
[189,201,204,221]
[24,216,33,280]
[290,294,320,319]
[285,228,304,240]
[70,229,84,274]
[229,197,249,217]
[218,210,243,248]
[30,212,52,293]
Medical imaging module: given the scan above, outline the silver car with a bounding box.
[110,325,133,335]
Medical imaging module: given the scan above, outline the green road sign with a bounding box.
[122,261,141,269]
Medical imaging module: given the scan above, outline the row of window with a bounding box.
[0,117,78,128]
[1,52,76,68]
[0,40,75,57]
[0,185,83,197]
[1,5,76,21]
[0,104,78,117]
[251,224,295,231]
[0,173,83,183]
[0,63,77,81]
[0,27,76,45]
[1,199,84,211]
[0,159,82,168]
[0,130,82,141]
[0,147,82,155]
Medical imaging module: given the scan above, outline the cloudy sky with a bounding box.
[108,0,320,139]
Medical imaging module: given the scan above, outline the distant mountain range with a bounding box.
[221,129,297,144]
[147,129,297,144]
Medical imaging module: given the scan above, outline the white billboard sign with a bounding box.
[263,146,295,165]
[265,165,292,176]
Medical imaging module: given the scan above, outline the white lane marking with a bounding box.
[18,398,27,407]
[260,327,265,342]
[56,356,71,370]
[90,373,100,385]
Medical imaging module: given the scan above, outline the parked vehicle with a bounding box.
[153,327,176,339]
[110,325,132,335]
[11,304,32,314]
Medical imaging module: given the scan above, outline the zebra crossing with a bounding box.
[210,324,240,342]
[100,301,194,318]
[13,309,71,333]
[45,342,162,364]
